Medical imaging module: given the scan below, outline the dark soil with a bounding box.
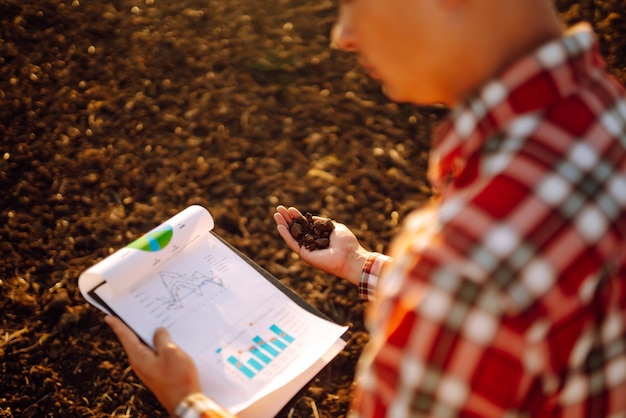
[1,0,624,417]
[289,212,334,250]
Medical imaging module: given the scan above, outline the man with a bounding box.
[106,0,626,416]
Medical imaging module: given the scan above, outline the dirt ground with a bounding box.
[1,0,625,417]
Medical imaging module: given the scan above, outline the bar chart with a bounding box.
[222,324,295,380]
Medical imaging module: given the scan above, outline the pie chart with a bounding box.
[126,225,173,252]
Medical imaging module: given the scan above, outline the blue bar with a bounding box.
[270,324,295,343]
[254,336,280,357]
[269,336,287,350]
[249,346,272,364]
[247,358,264,371]
[227,356,255,379]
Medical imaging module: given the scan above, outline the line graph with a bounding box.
[157,270,224,310]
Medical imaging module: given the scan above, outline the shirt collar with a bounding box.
[428,23,603,190]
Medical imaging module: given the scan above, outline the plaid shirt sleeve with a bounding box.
[351,24,626,418]
[359,252,392,301]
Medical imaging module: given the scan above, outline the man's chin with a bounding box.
[380,84,410,104]
[382,84,450,108]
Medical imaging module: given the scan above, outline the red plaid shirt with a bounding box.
[352,24,626,417]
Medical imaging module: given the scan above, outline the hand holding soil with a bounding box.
[274,206,373,286]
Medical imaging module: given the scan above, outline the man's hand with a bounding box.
[104,315,202,415]
[274,205,372,286]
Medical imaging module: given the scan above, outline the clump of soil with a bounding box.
[289,212,335,250]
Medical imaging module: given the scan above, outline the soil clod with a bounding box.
[289,212,335,251]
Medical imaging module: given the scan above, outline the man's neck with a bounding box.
[449,0,564,106]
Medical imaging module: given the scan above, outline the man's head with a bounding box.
[332,0,563,107]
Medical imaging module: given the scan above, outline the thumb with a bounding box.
[153,327,175,352]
